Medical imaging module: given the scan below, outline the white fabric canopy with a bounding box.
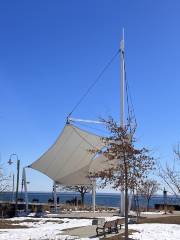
[89,154,119,173]
[30,124,105,185]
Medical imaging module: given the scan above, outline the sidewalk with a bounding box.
[62,225,124,239]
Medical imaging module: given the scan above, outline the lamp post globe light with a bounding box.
[8,154,20,216]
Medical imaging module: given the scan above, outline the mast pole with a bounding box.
[120,29,129,240]
[120,28,125,128]
[120,29,125,217]
[22,167,29,212]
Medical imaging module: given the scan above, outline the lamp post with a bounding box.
[8,154,20,216]
[12,173,15,202]
[163,188,167,214]
[8,171,15,202]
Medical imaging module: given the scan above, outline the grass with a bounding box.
[43,219,63,223]
[0,220,28,229]
[0,218,63,229]
[139,215,180,224]
[0,218,42,229]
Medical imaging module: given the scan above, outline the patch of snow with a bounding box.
[129,210,165,216]
[71,210,93,213]
[27,212,36,217]
[141,211,164,215]
[104,216,124,221]
[129,223,180,240]
[5,217,180,240]
[7,217,37,221]
[81,238,98,240]
[0,217,93,240]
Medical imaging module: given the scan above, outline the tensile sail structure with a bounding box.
[26,31,128,215]
[28,122,119,212]
[30,123,105,186]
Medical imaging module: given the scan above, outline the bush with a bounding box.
[0,203,15,218]
[168,206,175,213]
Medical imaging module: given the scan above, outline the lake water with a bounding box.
[1,192,180,209]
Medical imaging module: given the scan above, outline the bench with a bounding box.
[96,218,124,237]
[116,218,124,230]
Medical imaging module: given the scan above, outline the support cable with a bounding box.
[124,61,137,129]
[67,49,120,119]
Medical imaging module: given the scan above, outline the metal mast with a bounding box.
[120,29,125,216]
[120,29,125,128]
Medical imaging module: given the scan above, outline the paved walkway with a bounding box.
[62,225,124,239]
[49,211,180,238]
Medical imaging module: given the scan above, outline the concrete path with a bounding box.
[62,225,124,239]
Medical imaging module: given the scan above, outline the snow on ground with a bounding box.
[129,211,165,216]
[129,223,180,240]
[0,217,93,240]
[104,216,123,221]
[2,216,180,240]
[140,211,164,215]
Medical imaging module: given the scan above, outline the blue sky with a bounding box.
[1,0,180,192]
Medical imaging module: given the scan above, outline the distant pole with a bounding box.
[8,154,20,216]
[92,179,96,214]
[22,168,29,212]
[163,188,167,214]
[53,181,57,213]
[15,159,20,215]
[12,173,15,202]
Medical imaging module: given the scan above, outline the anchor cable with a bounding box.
[67,49,120,119]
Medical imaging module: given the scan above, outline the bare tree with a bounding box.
[62,185,92,206]
[0,164,10,193]
[90,117,155,240]
[138,179,159,211]
[158,144,180,196]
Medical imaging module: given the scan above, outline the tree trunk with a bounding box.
[147,198,150,212]
[136,194,141,219]
[81,192,85,206]
[124,161,129,240]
